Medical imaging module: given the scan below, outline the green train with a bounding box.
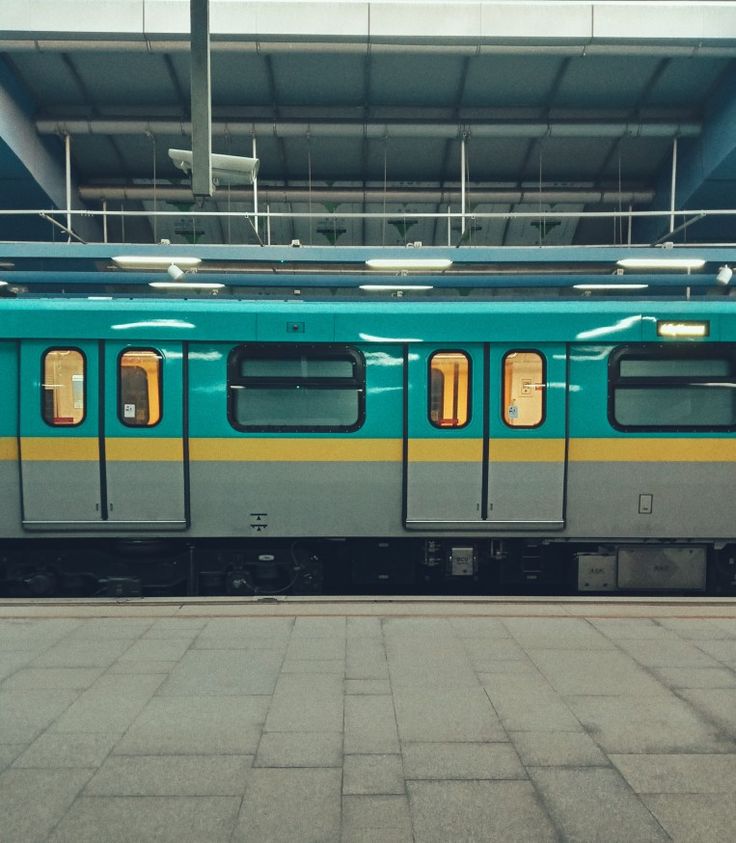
[1,295,735,596]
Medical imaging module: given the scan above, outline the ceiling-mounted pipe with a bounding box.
[78,185,656,205]
[37,119,701,140]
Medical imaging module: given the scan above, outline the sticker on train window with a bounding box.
[42,348,86,427]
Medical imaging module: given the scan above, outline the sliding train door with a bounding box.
[19,340,187,530]
[19,340,103,527]
[404,343,567,530]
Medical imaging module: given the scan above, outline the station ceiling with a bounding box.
[1,1,736,254]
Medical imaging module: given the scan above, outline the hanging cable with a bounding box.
[382,136,388,246]
[307,133,313,246]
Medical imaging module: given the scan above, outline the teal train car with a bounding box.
[1,295,735,596]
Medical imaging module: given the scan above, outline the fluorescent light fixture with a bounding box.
[149,281,224,290]
[616,257,705,270]
[0,280,8,287]
[112,256,202,270]
[359,284,434,291]
[574,283,649,291]
[657,320,709,338]
[365,258,452,271]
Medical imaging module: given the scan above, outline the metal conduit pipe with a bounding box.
[37,119,702,140]
[78,185,656,205]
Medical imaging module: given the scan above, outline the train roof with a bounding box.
[0,295,735,344]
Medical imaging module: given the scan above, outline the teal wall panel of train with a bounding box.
[1,295,735,596]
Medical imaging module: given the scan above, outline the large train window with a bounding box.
[503,350,545,428]
[228,344,365,432]
[42,348,85,426]
[119,349,163,427]
[429,351,471,428]
[609,345,736,431]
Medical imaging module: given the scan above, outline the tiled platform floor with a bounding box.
[0,597,735,842]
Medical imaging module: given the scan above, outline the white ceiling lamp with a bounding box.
[616,257,705,270]
[365,258,453,271]
[112,255,202,270]
[574,283,649,291]
[149,281,225,290]
[168,149,259,186]
[359,284,434,291]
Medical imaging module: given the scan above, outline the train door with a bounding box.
[405,345,486,528]
[486,345,567,529]
[404,343,567,530]
[103,342,187,526]
[19,340,103,527]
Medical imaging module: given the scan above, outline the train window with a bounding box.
[610,345,736,430]
[42,348,86,426]
[228,345,365,432]
[119,349,163,427]
[429,351,470,428]
[503,351,545,428]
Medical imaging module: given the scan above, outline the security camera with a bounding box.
[717,265,733,285]
[168,149,260,185]
[167,263,185,281]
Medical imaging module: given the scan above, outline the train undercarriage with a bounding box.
[1,537,735,598]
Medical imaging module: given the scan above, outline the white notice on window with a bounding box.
[124,403,136,418]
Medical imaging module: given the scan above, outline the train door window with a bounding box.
[503,351,545,428]
[610,345,736,430]
[42,348,85,426]
[428,351,470,428]
[228,345,365,431]
[119,349,163,427]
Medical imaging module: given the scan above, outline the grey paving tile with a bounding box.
[476,660,539,676]
[610,753,736,793]
[509,730,609,767]
[0,689,78,743]
[462,637,528,666]
[504,617,615,650]
[394,687,507,742]
[52,673,165,734]
[115,637,192,663]
[482,675,582,732]
[386,637,480,689]
[1,667,104,690]
[233,768,341,842]
[344,695,400,754]
[642,794,736,843]
[85,754,253,795]
[589,618,675,640]
[107,659,178,674]
[265,674,344,732]
[14,732,118,768]
[31,638,136,668]
[0,650,35,680]
[447,618,510,638]
[678,688,736,733]
[142,618,208,639]
[193,617,293,649]
[345,679,392,695]
[280,658,345,674]
[692,639,736,667]
[254,731,343,767]
[343,754,405,794]
[286,635,346,660]
[346,638,389,679]
[292,617,346,638]
[408,780,557,842]
[403,742,525,780]
[347,617,383,639]
[0,743,26,772]
[113,695,268,755]
[0,768,93,842]
[618,638,722,669]
[0,619,81,651]
[526,648,667,696]
[65,619,153,640]
[342,795,413,843]
[652,666,736,689]
[568,693,726,753]
[529,766,669,842]
[158,649,283,696]
[657,619,736,641]
[50,795,240,842]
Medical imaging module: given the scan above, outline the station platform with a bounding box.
[1,596,735,842]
